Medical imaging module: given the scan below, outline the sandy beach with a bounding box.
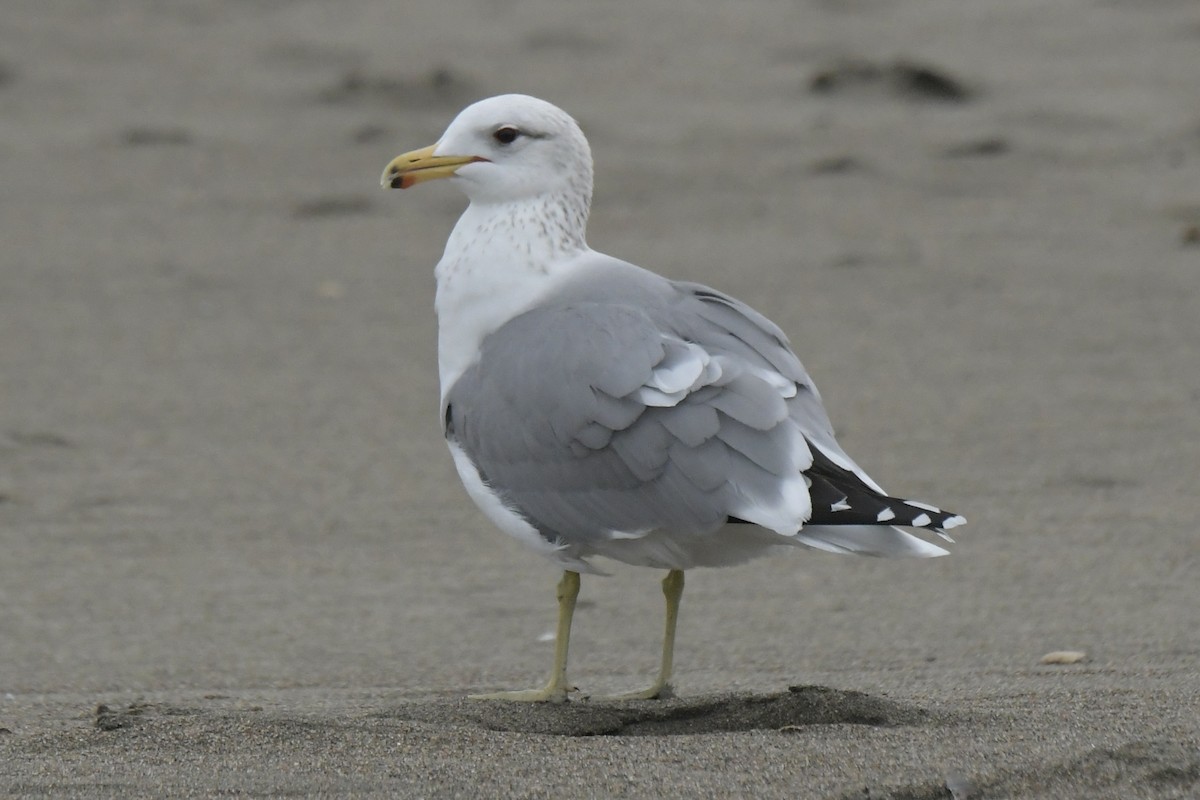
[2,0,1198,797]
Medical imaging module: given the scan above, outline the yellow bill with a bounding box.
[380,143,489,190]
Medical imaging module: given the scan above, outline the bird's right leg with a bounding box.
[469,570,580,702]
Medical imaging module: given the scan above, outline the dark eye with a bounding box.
[492,126,520,145]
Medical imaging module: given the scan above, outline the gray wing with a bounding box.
[553,263,865,481]
[443,261,963,556]
[443,294,813,550]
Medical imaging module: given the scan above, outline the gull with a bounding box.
[381,94,964,702]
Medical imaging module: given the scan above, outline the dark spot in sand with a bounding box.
[810,61,867,93]
[291,195,374,219]
[1051,473,1134,491]
[121,127,194,147]
[318,66,471,108]
[95,703,151,731]
[1022,739,1200,795]
[379,686,926,737]
[5,431,74,449]
[72,496,122,512]
[838,779,974,799]
[829,253,873,269]
[940,136,1010,158]
[896,61,972,102]
[95,702,203,732]
[807,155,868,175]
[351,124,390,144]
[1183,224,1200,246]
[840,738,1200,799]
[810,58,973,104]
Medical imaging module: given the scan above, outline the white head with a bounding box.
[381,94,593,208]
[382,96,599,396]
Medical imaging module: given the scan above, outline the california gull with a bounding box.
[380,94,965,702]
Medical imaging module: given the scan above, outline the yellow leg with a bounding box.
[602,569,685,701]
[469,570,580,703]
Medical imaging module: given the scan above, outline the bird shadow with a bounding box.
[378,685,928,737]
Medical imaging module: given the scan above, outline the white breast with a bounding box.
[433,200,591,400]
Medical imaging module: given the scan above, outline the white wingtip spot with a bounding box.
[876,507,896,522]
[607,528,651,540]
[911,513,932,528]
[942,515,967,530]
[831,497,851,512]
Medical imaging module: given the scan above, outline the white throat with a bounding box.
[434,194,590,399]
